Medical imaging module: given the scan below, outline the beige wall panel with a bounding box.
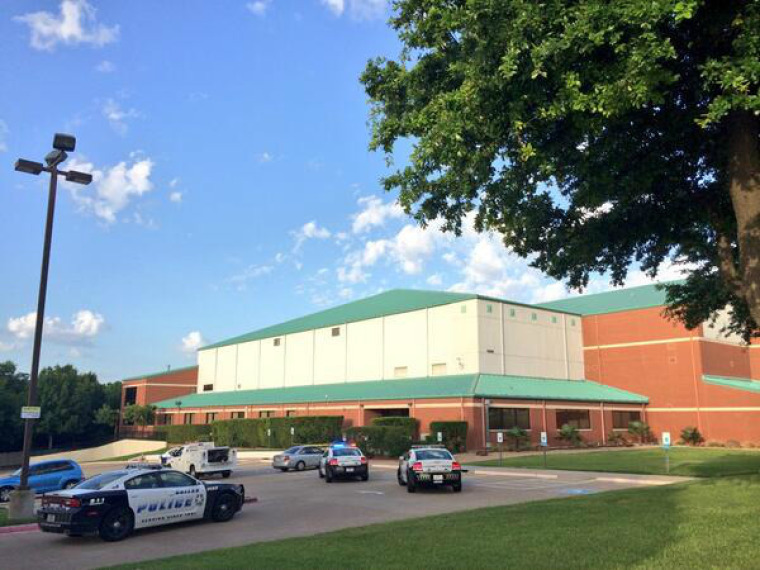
[260,337,285,388]
[703,308,743,344]
[314,325,347,385]
[346,318,383,381]
[236,340,260,390]
[197,349,217,393]
[215,345,238,393]
[284,331,314,387]
[384,310,428,378]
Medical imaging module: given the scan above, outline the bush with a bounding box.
[726,439,741,448]
[504,427,529,451]
[428,421,468,452]
[161,424,212,444]
[557,424,583,447]
[680,426,704,446]
[211,416,343,448]
[346,426,412,457]
[371,416,419,437]
[607,431,629,447]
[627,421,652,444]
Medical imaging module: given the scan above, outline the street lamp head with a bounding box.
[44,149,68,167]
[14,159,44,175]
[64,170,93,185]
[53,133,76,152]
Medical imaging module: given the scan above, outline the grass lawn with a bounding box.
[97,447,168,462]
[111,475,760,569]
[467,447,760,477]
[0,508,35,527]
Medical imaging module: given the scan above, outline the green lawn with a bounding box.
[111,476,760,569]
[468,447,760,477]
[97,447,168,462]
[0,508,35,527]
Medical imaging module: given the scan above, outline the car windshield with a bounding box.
[416,450,453,460]
[75,471,128,490]
[285,446,301,454]
[333,448,361,457]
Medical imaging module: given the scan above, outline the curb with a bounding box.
[594,476,676,486]
[0,523,39,535]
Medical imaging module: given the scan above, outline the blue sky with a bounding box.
[0,0,682,382]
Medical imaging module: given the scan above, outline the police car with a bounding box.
[397,446,463,493]
[317,442,369,482]
[37,467,245,541]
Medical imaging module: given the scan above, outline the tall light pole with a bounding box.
[9,133,92,521]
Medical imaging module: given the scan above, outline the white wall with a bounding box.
[346,318,383,381]
[284,331,314,387]
[259,336,285,388]
[236,340,260,390]
[314,325,347,384]
[197,349,217,392]
[215,345,238,393]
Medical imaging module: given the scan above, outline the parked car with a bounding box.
[271,446,324,471]
[318,443,369,482]
[160,442,237,478]
[0,459,84,502]
[397,446,462,493]
[38,467,245,541]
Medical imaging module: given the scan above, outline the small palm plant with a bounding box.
[627,421,652,444]
[558,424,583,447]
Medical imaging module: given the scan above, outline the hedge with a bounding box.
[211,416,343,448]
[428,421,468,452]
[345,425,412,458]
[158,425,213,445]
[371,416,419,436]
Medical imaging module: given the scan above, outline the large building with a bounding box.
[121,284,760,448]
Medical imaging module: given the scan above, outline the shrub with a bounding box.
[627,421,652,444]
[726,439,741,448]
[680,426,704,446]
[346,426,412,457]
[707,441,725,447]
[211,416,343,448]
[162,424,212,444]
[428,421,468,452]
[371,416,419,437]
[504,426,529,451]
[557,424,583,447]
[607,431,628,447]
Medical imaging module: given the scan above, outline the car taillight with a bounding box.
[452,461,461,471]
[412,461,423,472]
[42,496,52,506]
[328,459,339,466]
[283,456,290,461]
[360,456,367,464]
[63,497,81,508]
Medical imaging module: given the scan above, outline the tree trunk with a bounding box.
[48,433,53,450]
[723,111,760,325]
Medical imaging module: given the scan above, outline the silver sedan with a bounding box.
[272,446,324,471]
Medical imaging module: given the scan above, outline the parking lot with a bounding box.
[0,459,686,569]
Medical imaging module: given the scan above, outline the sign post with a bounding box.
[662,432,671,474]
[497,431,504,466]
[540,431,548,469]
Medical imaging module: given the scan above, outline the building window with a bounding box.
[431,363,447,376]
[331,327,340,337]
[531,312,537,321]
[156,414,170,426]
[489,408,531,430]
[124,386,137,406]
[556,410,591,430]
[258,410,275,418]
[205,412,217,424]
[273,338,281,347]
[551,316,558,324]
[571,318,576,327]
[183,413,194,425]
[486,304,493,314]
[203,384,213,392]
[394,366,408,379]
[231,412,245,419]
[509,308,516,317]
[286,410,296,417]
[612,411,642,429]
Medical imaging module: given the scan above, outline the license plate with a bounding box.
[433,475,443,483]
[346,467,354,472]
[47,514,55,522]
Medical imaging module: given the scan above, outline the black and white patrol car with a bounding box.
[37,467,245,541]
[397,446,463,493]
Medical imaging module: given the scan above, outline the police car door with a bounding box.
[157,470,207,523]
[124,472,171,529]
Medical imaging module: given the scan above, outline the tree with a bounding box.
[362,1,760,337]
[122,404,155,432]
[0,361,28,452]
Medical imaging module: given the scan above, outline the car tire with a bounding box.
[296,461,306,471]
[98,507,134,542]
[189,465,197,478]
[221,471,232,478]
[361,473,369,481]
[0,486,13,503]
[211,493,238,523]
[63,480,78,489]
[318,467,324,479]
[452,482,462,493]
[325,468,333,483]
[397,469,406,486]
[279,467,289,472]
[407,472,416,493]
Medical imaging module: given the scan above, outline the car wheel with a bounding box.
[325,468,333,483]
[318,466,324,479]
[99,507,134,542]
[0,487,13,503]
[361,472,369,482]
[222,471,231,478]
[63,480,78,489]
[189,465,197,478]
[452,482,462,493]
[296,461,306,471]
[407,472,416,493]
[397,469,406,486]
[211,493,238,522]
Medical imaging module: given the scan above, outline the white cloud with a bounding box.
[8,309,104,345]
[169,191,183,203]
[102,98,141,135]
[95,59,115,73]
[0,120,8,153]
[247,1,272,16]
[169,177,180,188]
[426,274,443,287]
[15,0,119,51]
[321,0,345,16]
[352,195,404,234]
[256,152,273,163]
[321,0,387,19]
[292,221,331,252]
[181,331,206,354]
[64,155,155,223]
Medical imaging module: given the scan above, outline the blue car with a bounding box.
[0,459,84,502]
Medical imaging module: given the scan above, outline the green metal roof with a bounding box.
[153,373,647,409]
[702,375,760,394]
[537,282,681,316]
[122,365,198,383]
[201,289,578,351]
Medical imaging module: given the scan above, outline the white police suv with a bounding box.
[37,467,245,541]
[397,446,463,493]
